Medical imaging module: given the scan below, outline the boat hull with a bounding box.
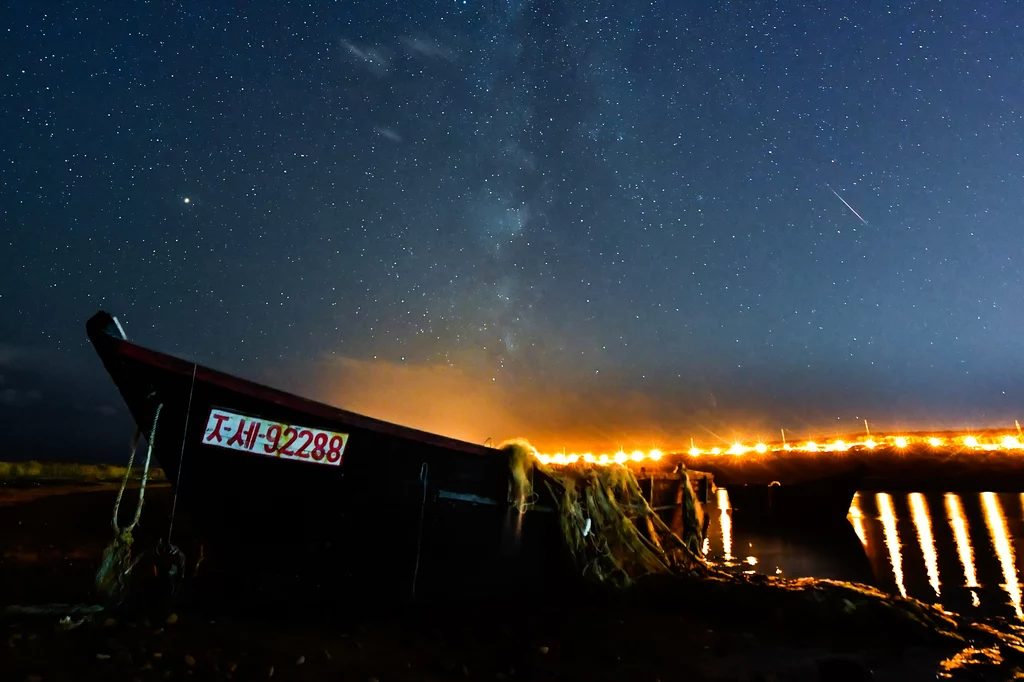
[86,312,564,600]
[86,312,712,603]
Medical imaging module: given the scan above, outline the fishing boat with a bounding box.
[85,311,711,603]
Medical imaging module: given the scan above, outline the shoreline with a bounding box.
[2,484,1024,680]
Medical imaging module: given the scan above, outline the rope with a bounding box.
[168,363,197,543]
[4,604,104,616]
[410,462,429,597]
[112,403,161,534]
[95,402,163,604]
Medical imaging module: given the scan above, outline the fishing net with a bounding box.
[498,440,1018,653]
[502,440,708,587]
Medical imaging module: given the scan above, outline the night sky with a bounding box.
[3,2,1024,461]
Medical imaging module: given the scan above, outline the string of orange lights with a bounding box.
[532,432,1024,466]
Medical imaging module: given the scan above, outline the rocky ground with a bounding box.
[3,484,1024,681]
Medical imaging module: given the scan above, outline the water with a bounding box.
[704,489,1024,621]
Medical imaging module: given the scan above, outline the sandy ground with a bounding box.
[2,484,1023,681]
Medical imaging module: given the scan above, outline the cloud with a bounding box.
[338,39,391,76]
[0,342,135,462]
[0,387,42,407]
[374,126,403,143]
[0,345,28,367]
[400,36,457,61]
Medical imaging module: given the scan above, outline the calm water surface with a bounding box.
[704,489,1024,621]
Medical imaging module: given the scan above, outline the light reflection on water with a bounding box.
[981,492,1023,618]
[876,493,907,598]
[705,490,1024,620]
[848,503,867,547]
[717,487,732,563]
[945,493,980,607]
[909,492,940,598]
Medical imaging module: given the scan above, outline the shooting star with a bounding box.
[830,187,869,225]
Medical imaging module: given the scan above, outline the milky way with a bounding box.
[2,1,1023,458]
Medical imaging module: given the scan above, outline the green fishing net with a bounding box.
[502,440,708,587]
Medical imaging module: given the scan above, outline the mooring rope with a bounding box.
[3,604,105,617]
[95,402,163,604]
[111,402,162,534]
[410,462,429,597]
[167,363,197,543]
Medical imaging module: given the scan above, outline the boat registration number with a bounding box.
[202,408,348,466]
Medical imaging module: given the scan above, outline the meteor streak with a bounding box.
[830,188,869,225]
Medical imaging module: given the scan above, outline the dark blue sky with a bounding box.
[2,1,1023,459]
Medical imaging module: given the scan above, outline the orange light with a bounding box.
[533,426,1024,467]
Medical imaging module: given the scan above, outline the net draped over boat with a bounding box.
[500,442,1024,653]
[502,441,708,586]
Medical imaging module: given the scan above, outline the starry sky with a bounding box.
[3,1,1024,461]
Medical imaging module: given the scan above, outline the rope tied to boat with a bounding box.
[95,402,162,605]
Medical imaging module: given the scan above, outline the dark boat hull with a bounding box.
[86,312,563,601]
[85,312,710,604]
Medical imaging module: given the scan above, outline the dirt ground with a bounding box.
[2,484,1023,681]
